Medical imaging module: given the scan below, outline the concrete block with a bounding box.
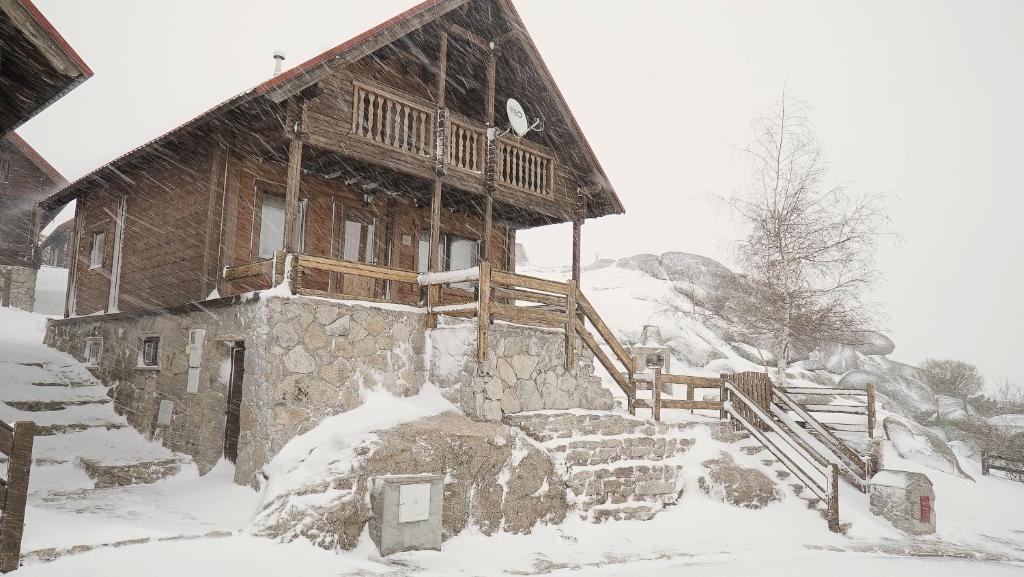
[369,474,444,556]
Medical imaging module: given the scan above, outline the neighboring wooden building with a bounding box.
[42,0,622,317]
[40,218,72,267]
[0,0,90,309]
[0,133,67,308]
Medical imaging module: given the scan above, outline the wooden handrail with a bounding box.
[223,259,272,281]
[575,291,633,374]
[296,254,419,284]
[575,319,632,397]
[491,269,570,296]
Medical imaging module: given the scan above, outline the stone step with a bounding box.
[589,505,657,522]
[790,483,805,495]
[37,423,126,436]
[761,458,779,467]
[506,412,667,442]
[550,436,694,467]
[4,399,110,412]
[79,457,190,488]
[739,445,765,455]
[775,470,791,480]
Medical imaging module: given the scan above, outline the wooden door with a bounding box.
[223,343,245,463]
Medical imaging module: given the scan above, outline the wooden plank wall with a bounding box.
[0,138,59,267]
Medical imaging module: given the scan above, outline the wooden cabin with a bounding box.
[42,0,623,318]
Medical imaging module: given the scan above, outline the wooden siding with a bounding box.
[0,138,57,266]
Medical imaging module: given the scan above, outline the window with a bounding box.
[89,231,105,269]
[140,336,160,368]
[342,214,376,264]
[417,233,479,289]
[84,337,103,367]
[257,193,285,259]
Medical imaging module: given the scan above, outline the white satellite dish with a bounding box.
[506,98,530,137]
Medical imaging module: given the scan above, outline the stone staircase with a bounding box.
[506,411,702,521]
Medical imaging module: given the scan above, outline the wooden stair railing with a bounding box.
[722,380,841,533]
[573,289,637,410]
[0,420,34,573]
[771,387,873,490]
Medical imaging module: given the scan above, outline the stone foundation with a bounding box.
[45,295,615,486]
[0,264,37,311]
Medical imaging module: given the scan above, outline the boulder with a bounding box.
[617,253,666,280]
[697,452,783,509]
[254,414,568,550]
[854,332,895,356]
[839,369,937,423]
[883,417,972,479]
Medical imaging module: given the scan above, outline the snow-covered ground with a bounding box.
[2,261,1024,574]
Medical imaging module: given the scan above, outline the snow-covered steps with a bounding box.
[506,411,716,522]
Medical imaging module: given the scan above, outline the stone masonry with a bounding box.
[0,263,37,311]
[506,412,696,521]
[432,323,614,422]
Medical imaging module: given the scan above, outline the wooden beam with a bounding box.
[283,136,303,253]
[0,421,34,572]
[477,262,491,363]
[481,49,497,263]
[427,31,449,330]
[572,220,581,284]
[448,22,489,51]
[565,280,576,370]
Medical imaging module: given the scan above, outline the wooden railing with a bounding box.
[352,81,434,158]
[982,452,1024,483]
[0,420,34,573]
[722,378,842,533]
[632,370,725,421]
[776,385,876,438]
[447,114,485,174]
[497,138,554,197]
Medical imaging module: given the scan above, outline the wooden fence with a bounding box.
[0,420,34,573]
[982,452,1024,482]
[776,384,876,438]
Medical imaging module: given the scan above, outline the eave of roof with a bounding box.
[17,0,93,78]
[5,132,66,186]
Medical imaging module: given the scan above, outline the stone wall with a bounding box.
[262,297,427,458]
[45,296,615,487]
[1,264,37,311]
[45,297,272,481]
[431,323,614,422]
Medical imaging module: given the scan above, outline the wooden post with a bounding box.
[981,451,990,476]
[283,136,304,253]
[477,262,491,363]
[0,422,35,573]
[827,463,841,533]
[687,383,695,414]
[866,382,876,439]
[426,31,449,330]
[565,280,577,370]
[481,48,497,264]
[653,368,662,422]
[571,220,582,285]
[719,373,729,421]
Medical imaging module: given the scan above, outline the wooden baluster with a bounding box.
[353,88,362,136]
[653,368,662,422]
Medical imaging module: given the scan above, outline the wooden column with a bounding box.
[0,421,35,573]
[477,262,491,362]
[653,368,663,422]
[481,48,497,264]
[565,279,577,369]
[866,382,876,439]
[572,220,582,284]
[283,136,304,253]
[426,31,449,329]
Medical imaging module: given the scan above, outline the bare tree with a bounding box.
[920,359,985,411]
[725,94,891,377]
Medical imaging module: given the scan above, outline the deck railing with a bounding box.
[352,81,434,158]
[446,114,485,174]
[497,137,554,197]
[0,420,35,573]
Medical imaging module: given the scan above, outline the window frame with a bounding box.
[255,190,286,260]
[84,337,103,368]
[89,231,105,270]
[138,336,161,369]
[339,209,377,265]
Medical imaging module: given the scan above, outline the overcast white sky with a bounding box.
[20,0,1024,388]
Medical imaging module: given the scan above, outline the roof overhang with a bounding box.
[0,0,93,136]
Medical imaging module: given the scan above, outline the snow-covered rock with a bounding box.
[988,413,1024,436]
[854,332,896,356]
[883,417,971,479]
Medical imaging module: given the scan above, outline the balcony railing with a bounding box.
[349,81,558,198]
[352,81,434,158]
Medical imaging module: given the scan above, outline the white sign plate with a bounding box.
[398,483,431,523]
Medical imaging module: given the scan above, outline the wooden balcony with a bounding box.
[303,77,574,223]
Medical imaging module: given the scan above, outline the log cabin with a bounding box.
[0,0,90,309]
[42,0,634,485]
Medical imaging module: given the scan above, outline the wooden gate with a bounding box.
[723,372,773,430]
[0,421,35,573]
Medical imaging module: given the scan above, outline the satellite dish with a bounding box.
[506,98,530,137]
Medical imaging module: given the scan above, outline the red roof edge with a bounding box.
[254,0,444,95]
[17,0,93,78]
[6,132,67,186]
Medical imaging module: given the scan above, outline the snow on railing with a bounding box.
[417,266,480,286]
